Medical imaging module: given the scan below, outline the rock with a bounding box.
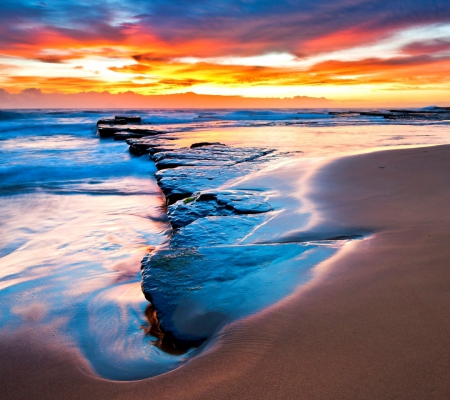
[170,214,270,247]
[168,198,223,230]
[152,145,275,203]
[358,111,390,117]
[388,109,450,114]
[115,115,141,123]
[153,146,275,169]
[96,117,357,351]
[97,124,164,138]
[130,144,178,156]
[130,137,298,347]
[433,106,450,111]
[125,137,178,146]
[97,115,142,126]
[155,158,235,169]
[168,190,272,229]
[125,138,180,156]
[345,109,450,121]
[114,131,166,141]
[327,112,360,117]
[190,142,225,148]
[141,243,337,343]
[97,118,127,126]
[383,112,450,121]
[155,163,259,205]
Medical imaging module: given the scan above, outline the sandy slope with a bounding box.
[2,144,450,399]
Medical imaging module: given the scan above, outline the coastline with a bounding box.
[139,140,343,351]
[2,144,450,398]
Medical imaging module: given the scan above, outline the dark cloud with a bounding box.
[21,88,43,96]
[132,53,174,63]
[130,0,450,55]
[0,0,128,48]
[0,1,449,57]
[157,78,207,87]
[109,64,155,73]
[49,22,127,42]
[402,39,450,56]
[35,56,65,63]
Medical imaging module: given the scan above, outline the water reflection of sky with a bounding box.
[171,123,450,157]
[0,113,189,380]
[0,185,193,380]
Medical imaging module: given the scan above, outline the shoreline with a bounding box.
[2,144,450,398]
[139,140,342,352]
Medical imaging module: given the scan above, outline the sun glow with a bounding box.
[1,1,450,106]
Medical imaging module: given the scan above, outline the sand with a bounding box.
[2,144,450,399]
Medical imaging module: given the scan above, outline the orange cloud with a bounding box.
[1,1,450,103]
[3,50,450,96]
[300,26,389,55]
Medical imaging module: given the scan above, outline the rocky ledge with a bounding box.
[98,124,165,138]
[168,189,272,230]
[154,148,275,205]
[126,133,301,345]
[141,242,336,343]
[97,115,141,125]
[328,106,450,121]
[130,134,342,347]
[95,115,354,350]
[96,114,170,138]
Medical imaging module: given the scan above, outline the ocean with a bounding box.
[0,108,449,380]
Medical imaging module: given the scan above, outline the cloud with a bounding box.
[402,39,450,56]
[34,56,67,64]
[20,88,43,96]
[108,51,450,89]
[0,88,335,108]
[127,0,450,56]
[2,1,450,57]
[1,0,450,98]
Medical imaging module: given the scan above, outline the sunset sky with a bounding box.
[1,0,450,106]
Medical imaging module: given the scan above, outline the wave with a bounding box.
[3,108,448,133]
[0,110,26,121]
[0,183,160,197]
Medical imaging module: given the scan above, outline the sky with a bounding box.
[1,0,450,107]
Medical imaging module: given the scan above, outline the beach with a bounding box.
[2,140,450,399]
[3,0,450,396]
[3,0,450,395]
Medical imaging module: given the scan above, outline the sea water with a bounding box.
[0,108,449,380]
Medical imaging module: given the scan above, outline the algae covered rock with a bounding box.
[141,243,337,343]
[168,190,272,229]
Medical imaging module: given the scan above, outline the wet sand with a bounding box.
[2,144,450,399]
